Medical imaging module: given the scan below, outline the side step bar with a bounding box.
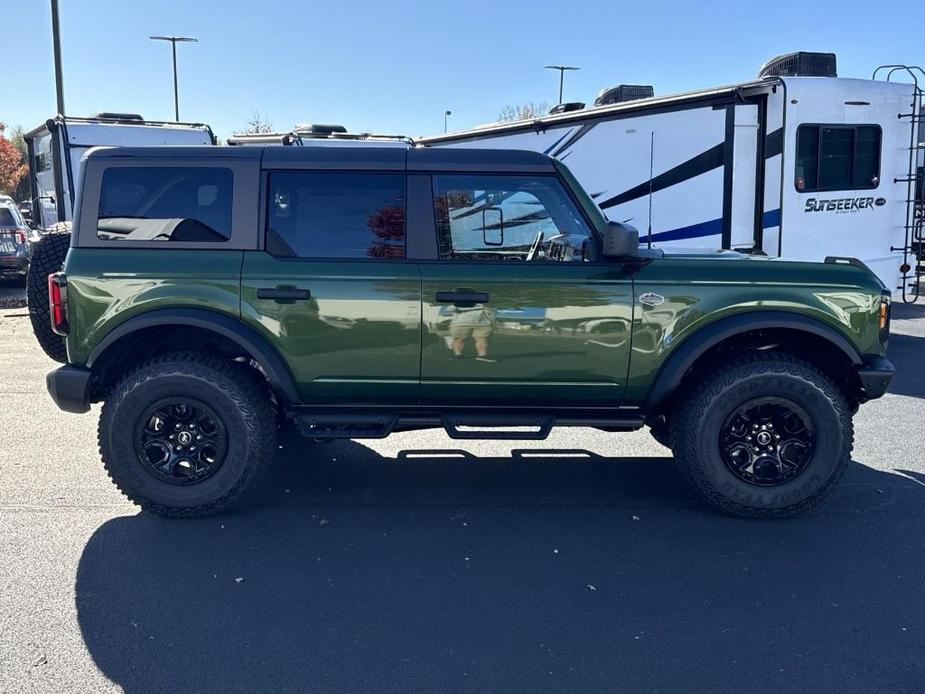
[294,411,644,440]
[296,413,399,439]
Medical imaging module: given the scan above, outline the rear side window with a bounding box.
[795,125,881,192]
[266,172,405,259]
[97,167,233,242]
[0,208,17,227]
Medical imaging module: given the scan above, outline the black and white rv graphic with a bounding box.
[421,53,924,298]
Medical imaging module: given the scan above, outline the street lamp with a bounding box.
[149,35,198,121]
[50,0,65,115]
[544,65,580,104]
[444,110,452,133]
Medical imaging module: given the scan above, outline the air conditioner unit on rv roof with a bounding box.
[759,52,837,78]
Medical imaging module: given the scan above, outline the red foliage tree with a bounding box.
[0,123,27,197]
[366,205,406,258]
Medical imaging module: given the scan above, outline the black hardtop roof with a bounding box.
[83,145,557,172]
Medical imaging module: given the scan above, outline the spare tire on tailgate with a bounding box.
[27,224,72,363]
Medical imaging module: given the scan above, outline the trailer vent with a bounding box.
[594,85,655,106]
[293,123,349,137]
[548,102,585,115]
[92,112,144,122]
[758,52,837,78]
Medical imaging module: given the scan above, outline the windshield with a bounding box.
[553,160,606,235]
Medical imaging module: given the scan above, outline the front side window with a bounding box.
[266,172,406,259]
[97,167,233,242]
[433,175,594,262]
[795,125,881,192]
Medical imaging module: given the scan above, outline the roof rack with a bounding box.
[227,128,415,146]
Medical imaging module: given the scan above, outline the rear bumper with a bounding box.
[857,356,894,401]
[0,255,28,274]
[46,365,91,414]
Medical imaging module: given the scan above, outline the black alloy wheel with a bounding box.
[134,398,228,485]
[720,397,816,487]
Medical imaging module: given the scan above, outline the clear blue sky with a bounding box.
[4,0,920,141]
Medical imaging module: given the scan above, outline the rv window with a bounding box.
[433,175,593,262]
[795,125,881,192]
[97,167,233,242]
[34,133,53,173]
[265,172,406,260]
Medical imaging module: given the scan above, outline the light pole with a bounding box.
[544,65,580,104]
[149,35,198,121]
[50,0,65,115]
[444,110,452,133]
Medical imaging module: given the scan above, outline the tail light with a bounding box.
[14,230,25,244]
[48,273,69,336]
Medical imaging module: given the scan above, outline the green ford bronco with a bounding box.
[36,145,894,518]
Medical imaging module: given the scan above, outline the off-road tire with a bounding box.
[670,352,853,519]
[26,230,71,363]
[99,352,277,518]
[647,415,671,448]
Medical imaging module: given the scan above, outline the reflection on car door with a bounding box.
[420,174,634,406]
[241,169,422,405]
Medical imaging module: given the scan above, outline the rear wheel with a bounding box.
[670,352,853,518]
[26,229,71,362]
[99,352,277,518]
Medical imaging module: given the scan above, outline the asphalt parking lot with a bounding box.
[1,302,924,694]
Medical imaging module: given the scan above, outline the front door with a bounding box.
[420,173,634,406]
[241,170,421,405]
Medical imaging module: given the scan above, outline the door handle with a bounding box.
[435,290,490,306]
[256,287,312,302]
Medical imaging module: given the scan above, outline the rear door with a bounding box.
[418,172,634,406]
[240,149,422,405]
[729,103,761,250]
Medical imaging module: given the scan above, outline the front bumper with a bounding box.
[857,356,894,401]
[46,365,91,414]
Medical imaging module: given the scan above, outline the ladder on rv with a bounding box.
[874,65,925,303]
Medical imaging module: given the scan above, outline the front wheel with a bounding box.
[670,352,853,518]
[98,352,276,518]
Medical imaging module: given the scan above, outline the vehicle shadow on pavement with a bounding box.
[887,333,925,399]
[74,441,925,694]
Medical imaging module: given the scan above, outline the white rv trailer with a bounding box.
[419,53,925,301]
[24,114,216,230]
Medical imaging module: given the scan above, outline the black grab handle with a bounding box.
[256,288,312,301]
[435,291,490,306]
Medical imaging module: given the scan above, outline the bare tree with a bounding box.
[498,102,551,123]
[243,110,274,134]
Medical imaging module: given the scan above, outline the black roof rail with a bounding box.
[824,256,872,273]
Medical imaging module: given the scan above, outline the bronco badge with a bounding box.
[639,292,665,307]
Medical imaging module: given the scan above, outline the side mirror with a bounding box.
[482,206,504,247]
[602,221,639,258]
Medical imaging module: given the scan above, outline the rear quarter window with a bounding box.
[0,208,17,227]
[97,167,233,242]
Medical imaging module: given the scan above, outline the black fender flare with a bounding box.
[87,308,301,405]
[643,310,863,412]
